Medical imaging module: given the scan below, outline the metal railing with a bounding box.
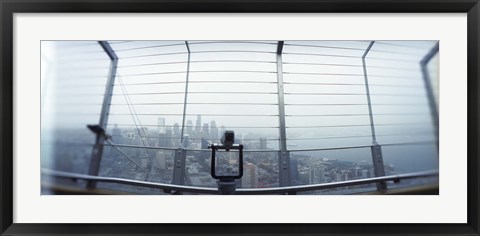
[42,168,439,195]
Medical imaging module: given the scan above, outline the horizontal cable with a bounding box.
[188,41,277,45]
[284,82,364,86]
[106,143,178,151]
[373,112,430,115]
[371,93,425,97]
[369,83,424,88]
[119,81,277,86]
[288,135,372,140]
[372,104,429,107]
[122,136,279,141]
[287,124,370,128]
[188,70,275,73]
[367,74,422,79]
[105,143,278,152]
[288,132,433,141]
[284,92,365,95]
[362,65,419,71]
[369,49,425,56]
[287,123,431,128]
[283,62,362,67]
[285,103,366,106]
[284,43,366,51]
[117,61,188,68]
[284,93,423,97]
[285,114,369,117]
[283,52,361,58]
[112,91,278,95]
[111,92,185,95]
[120,51,187,59]
[114,43,186,52]
[110,102,278,106]
[107,124,279,129]
[108,41,133,44]
[380,140,436,146]
[374,41,433,49]
[191,50,275,54]
[284,82,423,89]
[189,59,276,64]
[287,112,429,117]
[117,71,185,77]
[118,81,185,85]
[117,60,276,68]
[366,56,419,63]
[287,144,373,152]
[118,70,275,77]
[109,113,279,117]
[284,72,364,76]
[376,122,432,126]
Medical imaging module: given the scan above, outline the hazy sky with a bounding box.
[41,40,438,151]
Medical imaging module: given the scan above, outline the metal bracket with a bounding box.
[278,151,291,187]
[371,144,387,190]
[172,148,186,186]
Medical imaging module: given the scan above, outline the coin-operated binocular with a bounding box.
[208,130,243,194]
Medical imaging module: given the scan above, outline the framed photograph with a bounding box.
[1,0,479,235]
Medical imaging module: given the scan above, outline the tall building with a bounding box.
[202,123,210,139]
[186,120,193,136]
[195,115,201,136]
[258,138,267,149]
[309,164,325,184]
[210,120,218,141]
[242,162,258,188]
[158,127,172,147]
[112,124,122,144]
[173,123,180,147]
[182,134,190,148]
[157,117,166,134]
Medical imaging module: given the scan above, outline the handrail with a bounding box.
[42,169,438,195]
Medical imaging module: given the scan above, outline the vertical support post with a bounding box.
[172,148,186,187]
[171,42,190,191]
[276,41,291,187]
[371,144,387,190]
[87,41,118,188]
[362,41,377,144]
[180,41,191,145]
[420,42,440,148]
[362,41,387,191]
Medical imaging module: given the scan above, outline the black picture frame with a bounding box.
[1,1,479,235]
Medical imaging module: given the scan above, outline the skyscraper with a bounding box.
[195,115,201,136]
[157,117,166,134]
[112,124,122,144]
[258,138,267,150]
[210,120,218,141]
[202,123,210,139]
[186,120,193,136]
[173,123,180,147]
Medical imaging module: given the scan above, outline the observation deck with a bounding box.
[41,40,439,195]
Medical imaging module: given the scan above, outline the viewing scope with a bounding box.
[208,130,243,194]
[208,130,244,180]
